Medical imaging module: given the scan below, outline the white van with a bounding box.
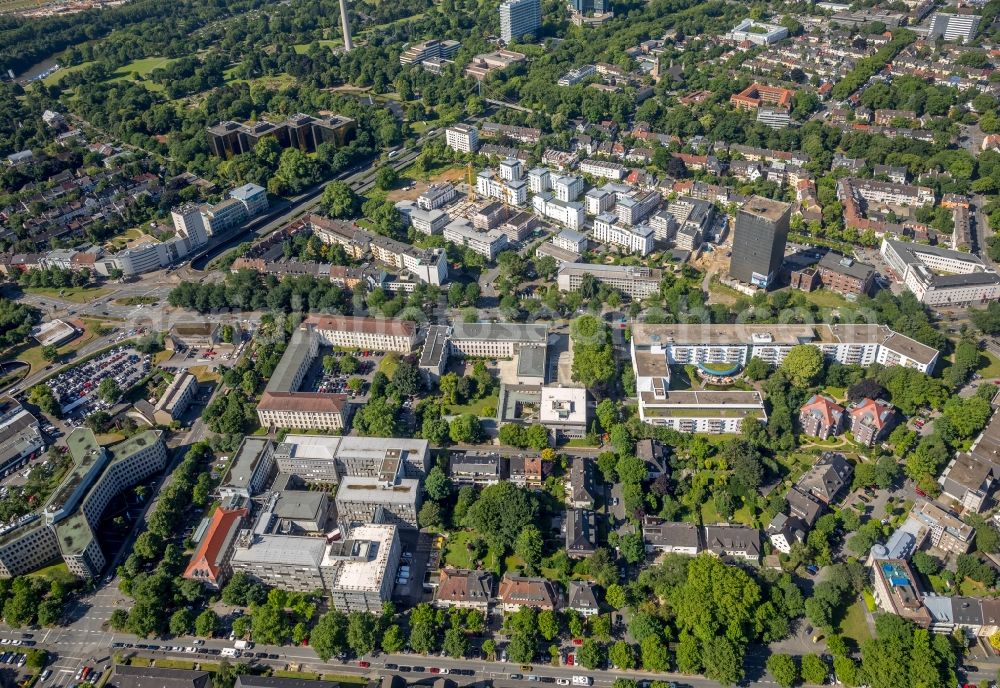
[572,677,591,686]
[221,648,238,658]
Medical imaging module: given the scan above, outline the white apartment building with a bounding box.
[592,213,654,255]
[579,159,627,180]
[443,220,509,260]
[446,124,479,153]
[532,193,585,230]
[557,263,663,300]
[528,168,551,193]
[499,158,523,182]
[847,178,935,207]
[881,238,1000,306]
[585,187,616,215]
[757,107,791,129]
[417,183,457,210]
[302,315,417,353]
[727,18,789,45]
[553,228,588,253]
[630,323,938,432]
[615,190,661,225]
[554,175,584,202]
[476,170,528,206]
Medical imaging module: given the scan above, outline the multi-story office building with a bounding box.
[335,475,421,529]
[816,253,876,298]
[0,398,43,479]
[0,429,167,580]
[256,327,353,431]
[153,371,198,425]
[220,437,276,500]
[443,220,509,260]
[170,205,209,246]
[615,190,661,226]
[207,114,356,157]
[448,322,548,358]
[399,39,462,65]
[881,238,1000,306]
[557,263,663,300]
[228,523,400,612]
[499,0,541,43]
[417,183,458,210]
[445,124,479,153]
[929,12,980,42]
[727,18,789,45]
[532,193,585,230]
[757,107,791,129]
[592,213,654,255]
[334,436,431,479]
[729,195,791,289]
[631,322,938,374]
[301,315,416,353]
[557,65,597,86]
[323,524,401,612]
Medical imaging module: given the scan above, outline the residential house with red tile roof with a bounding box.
[799,395,845,440]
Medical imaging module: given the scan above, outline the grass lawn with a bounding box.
[927,574,950,595]
[861,589,876,612]
[960,577,989,596]
[292,39,341,54]
[24,286,111,303]
[27,562,76,586]
[42,60,96,86]
[443,530,500,571]
[108,57,178,86]
[153,350,173,365]
[152,659,196,670]
[839,599,872,644]
[564,438,598,448]
[321,674,368,684]
[275,671,321,680]
[700,499,722,525]
[188,365,222,383]
[802,288,851,310]
[978,350,1000,379]
[128,657,153,668]
[824,386,846,402]
[447,394,498,418]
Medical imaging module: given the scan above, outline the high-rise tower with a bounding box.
[339,0,354,51]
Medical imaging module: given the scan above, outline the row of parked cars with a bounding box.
[111,642,280,661]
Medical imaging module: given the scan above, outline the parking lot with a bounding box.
[47,346,150,423]
[303,349,384,400]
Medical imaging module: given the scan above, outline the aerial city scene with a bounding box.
[3,0,1000,686]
